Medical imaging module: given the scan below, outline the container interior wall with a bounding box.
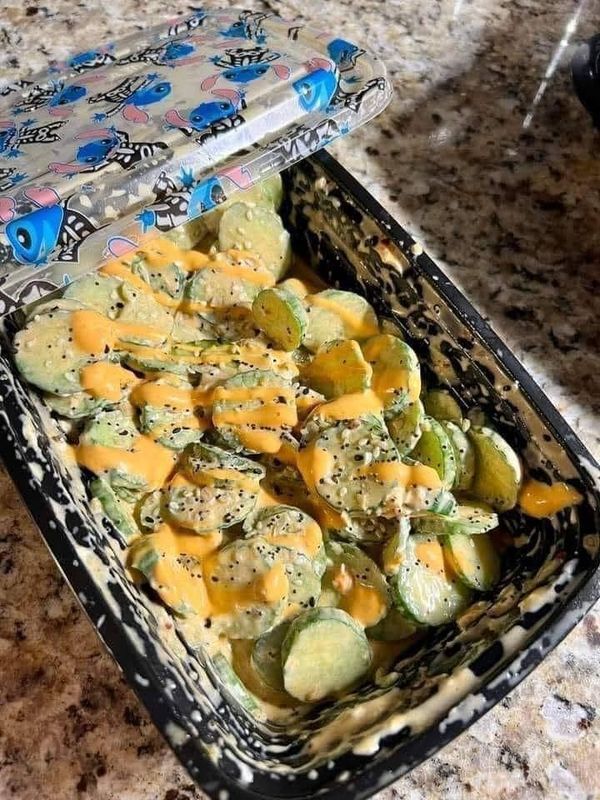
[0,153,597,799]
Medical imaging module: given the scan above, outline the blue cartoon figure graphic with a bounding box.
[326,38,365,71]
[88,73,172,123]
[12,77,96,118]
[3,186,98,265]
[47,126,168,175]
[47,83,88,115]
[0,118,65,159]
[188,175,225,217]
[220,11,268,44]
[7,203,65,264]
[117,38,207,69]
[164,88,244,133]
[48,45,116,75]
[293,67,338,112]
[201,47,291,91]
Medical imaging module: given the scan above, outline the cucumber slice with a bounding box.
[212,369,297,454]
[443,532,501,591]
[63,273,124,318]
[260,454,307,507]
[303,339,372,398]
[204,537,287,638]
[130,253,186,301]
[304,290,379,352]
[279,277,311,298]
[385,399,424,456]
[43,390,106,419]
[196,307,262,342]
[194,339,298,388]
[322,541,389,627]
[246,505,325,572]
[211,652,262,717]
[299,414,400,515]
[13,310,95,395]
[413,504,498,537]
[362,334,420,413]
[24,296,86,321]
[389,533,471,626]
[117,283,174,342]
[80,406,138,449]
[281,608,372,702]
[133,375,207,450]
[165,468,259,535]
[120,350,191,377]
[185,250,275,308]
[367,608,417,641]
[252,287,308,350]
[268,543,322,610]
[251,622,289,692]
[218,202,291,280]
[139,404,205,450]
[295,384,326,422]
[255,173,283,210]
[170,310,215,344]
[468,427,522,511]
[332,514,393,545]
[183,441,265,484]
[80,407,153,497]
[382,517,411,576]
[91,476,139,540]
[441,420,475,492]
[423,389,463,424]
[136,490,164,532]
[201,174,284,233]
[128,530,211,617]
[428,490,458,515]
[410,416,457,490]
[164,216,210,249]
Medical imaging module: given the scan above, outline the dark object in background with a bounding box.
[572,34,600,126]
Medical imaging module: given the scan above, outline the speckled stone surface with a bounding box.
[0,1,599,798]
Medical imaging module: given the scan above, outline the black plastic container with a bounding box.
[0,151,598,800]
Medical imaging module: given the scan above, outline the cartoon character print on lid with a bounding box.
[47,127,168,176]
[220,10,270,44]
[104,235,139,260]
[0,79,35,99]
[1,186,100,266]
[200,46,291,90]
[48,45,116,75]
[292,66,338,113]
[164,8,208,38]
[11,75,102,119]
[116,37,207,69]
[326,38,366,72]
[0,118,66,159]
[136,168,225,235]
[0,168,27,195]
[164,88,245,137]
[88,73,172,124]
[332,76,389,112]
[269,118,342,162]
[0,270,60,316]
[135,162,256,238]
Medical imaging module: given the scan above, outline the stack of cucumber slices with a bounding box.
[13,175,523,711]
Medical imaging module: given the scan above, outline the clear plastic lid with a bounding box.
[0,9,391,313]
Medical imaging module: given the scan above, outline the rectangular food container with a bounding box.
[1,9,599,800]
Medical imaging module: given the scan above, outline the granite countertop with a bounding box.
[0,1,599,798]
